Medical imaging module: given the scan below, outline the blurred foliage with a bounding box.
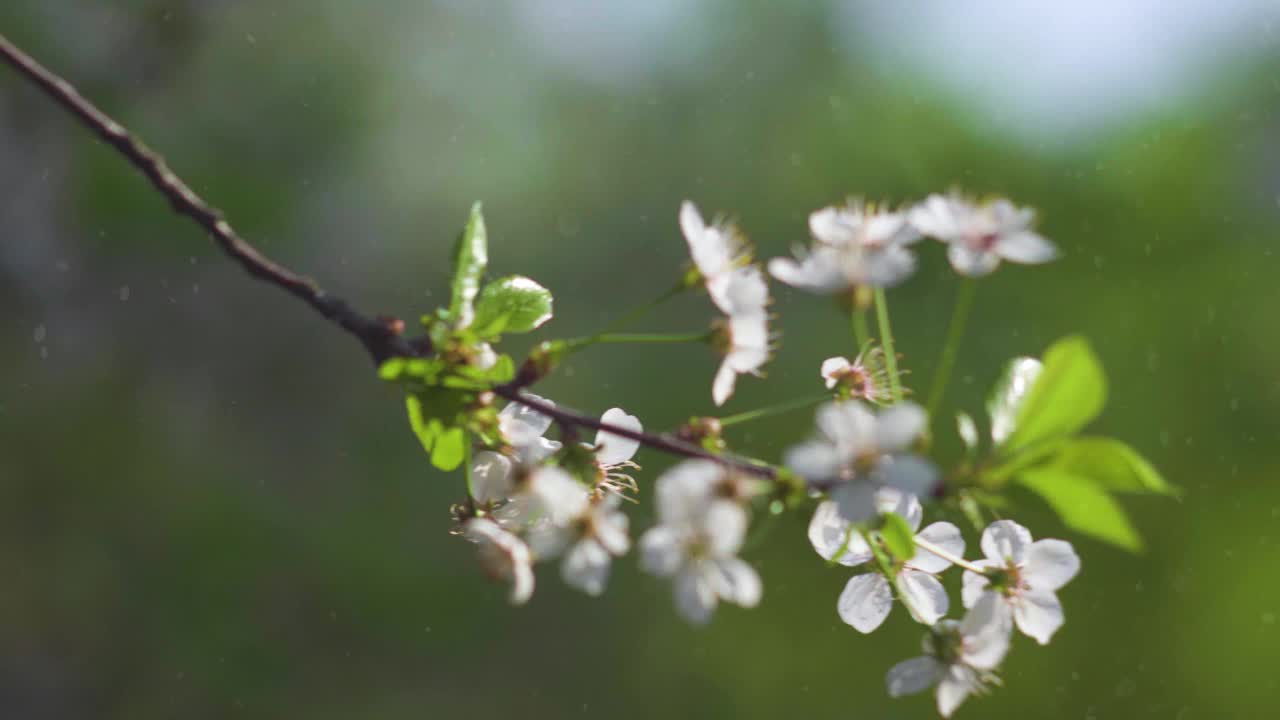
[2,1,1279,718]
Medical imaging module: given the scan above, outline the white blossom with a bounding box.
[589,407,644,495]
[885,592,1013,717]
[529,494,631,597]
[783,401,938,523]
[808,489,964,631]
[819,347,891,403]
[463,518,536,605]
[680,200,749,311]
[908,193,1057,277]
[639,460,762,625]
[961,520,1080,645]
[710,265,771,406]
[768,203,921,293]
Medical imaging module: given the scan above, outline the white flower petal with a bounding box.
[997,231,1057,264]
[470,450,514,504]
[877,454,939,499]
[654,459,722,522]
[638,526,682,577]
[885,656,943,697]
[782,439,843,482]
[947,244,1001,277]
[464,519,535,606]
[529,467,590,525]
[935,665,977,718]
[909,194,964,240]
[831,480,880,524]
[809,206,858,246]
[711,556,762,608]
[896,569,949,626]
[562,538,612,596]
[498,395,555,446]
[879,487,922,531]
[910,522,964,574]
[594,408,643,466]
[594,508,631,556]
[1014,588,1065,645]
[863,244,918,287]
[960,591,1013,668]
[806,500,873,566]
[820,356,852,388]
[674,566,718,625]
[816,401,877,449]
[875,402,928,450]
[704,499,748,556]
[712,360,738,407]
[961,565,996,609]
[837,572,893,633]
[980,520,1033,564]
[1022,538,1080,592]
[714,265,770,316]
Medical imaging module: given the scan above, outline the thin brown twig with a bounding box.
[0,32,780,481]
[0,33,420,364]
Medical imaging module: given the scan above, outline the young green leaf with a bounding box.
[405,394,439,453]
[472,275,554,337]
[879,512,916,562]
[999,336,1107,454]
[446,202,489,329]
[430,426,467,471]
[1018,466,1143,552]
[987,357,1041,445]
[1047,437,1174,495]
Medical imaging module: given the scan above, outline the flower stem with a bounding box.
[850,309,870,350]
[463,433,475,499]
[566,330,711,352]
[872,288,903,403]
[924,278,976,419]
[913,534,986,574]
[596,285,683,336]
[718,392,831,428]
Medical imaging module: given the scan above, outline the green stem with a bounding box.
[718,392,831,428]
[566,330,711,353]
[924,279,976,419]
[872,288,903,403]
[597,285,683,336]
[463,434,475,499]
[850,309,870,351]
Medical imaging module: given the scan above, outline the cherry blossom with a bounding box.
[819,346,891,403]
[639,460,762,625]
[680,200,749,311]
[909,193,1057,277]
[885,592,1013,717]
[709,265,771,406]
[783,401,938,523]
[961,520,1081,645]
[808,489,964,631]
[768,202,922,293]
[463,518,536,605]
[529,493,631,596]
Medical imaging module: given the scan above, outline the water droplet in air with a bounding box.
[33,324,46,342]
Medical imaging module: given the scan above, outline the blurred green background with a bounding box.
[2,1,1278,717]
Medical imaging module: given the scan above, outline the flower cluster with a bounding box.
[426,193,1156,717]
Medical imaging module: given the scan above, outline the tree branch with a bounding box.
[0,33,421,364]
[0,33,779,481]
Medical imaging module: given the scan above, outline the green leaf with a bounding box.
[1000,336,1107,454]
[1018,467,1143,552]
[879,512,916,562]
[405,394,439,452]
[987,356,1041,445]
[472,275,554,337]
[1048,437,1174,495]
[430,426,467,471]
[446,202,488,329]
